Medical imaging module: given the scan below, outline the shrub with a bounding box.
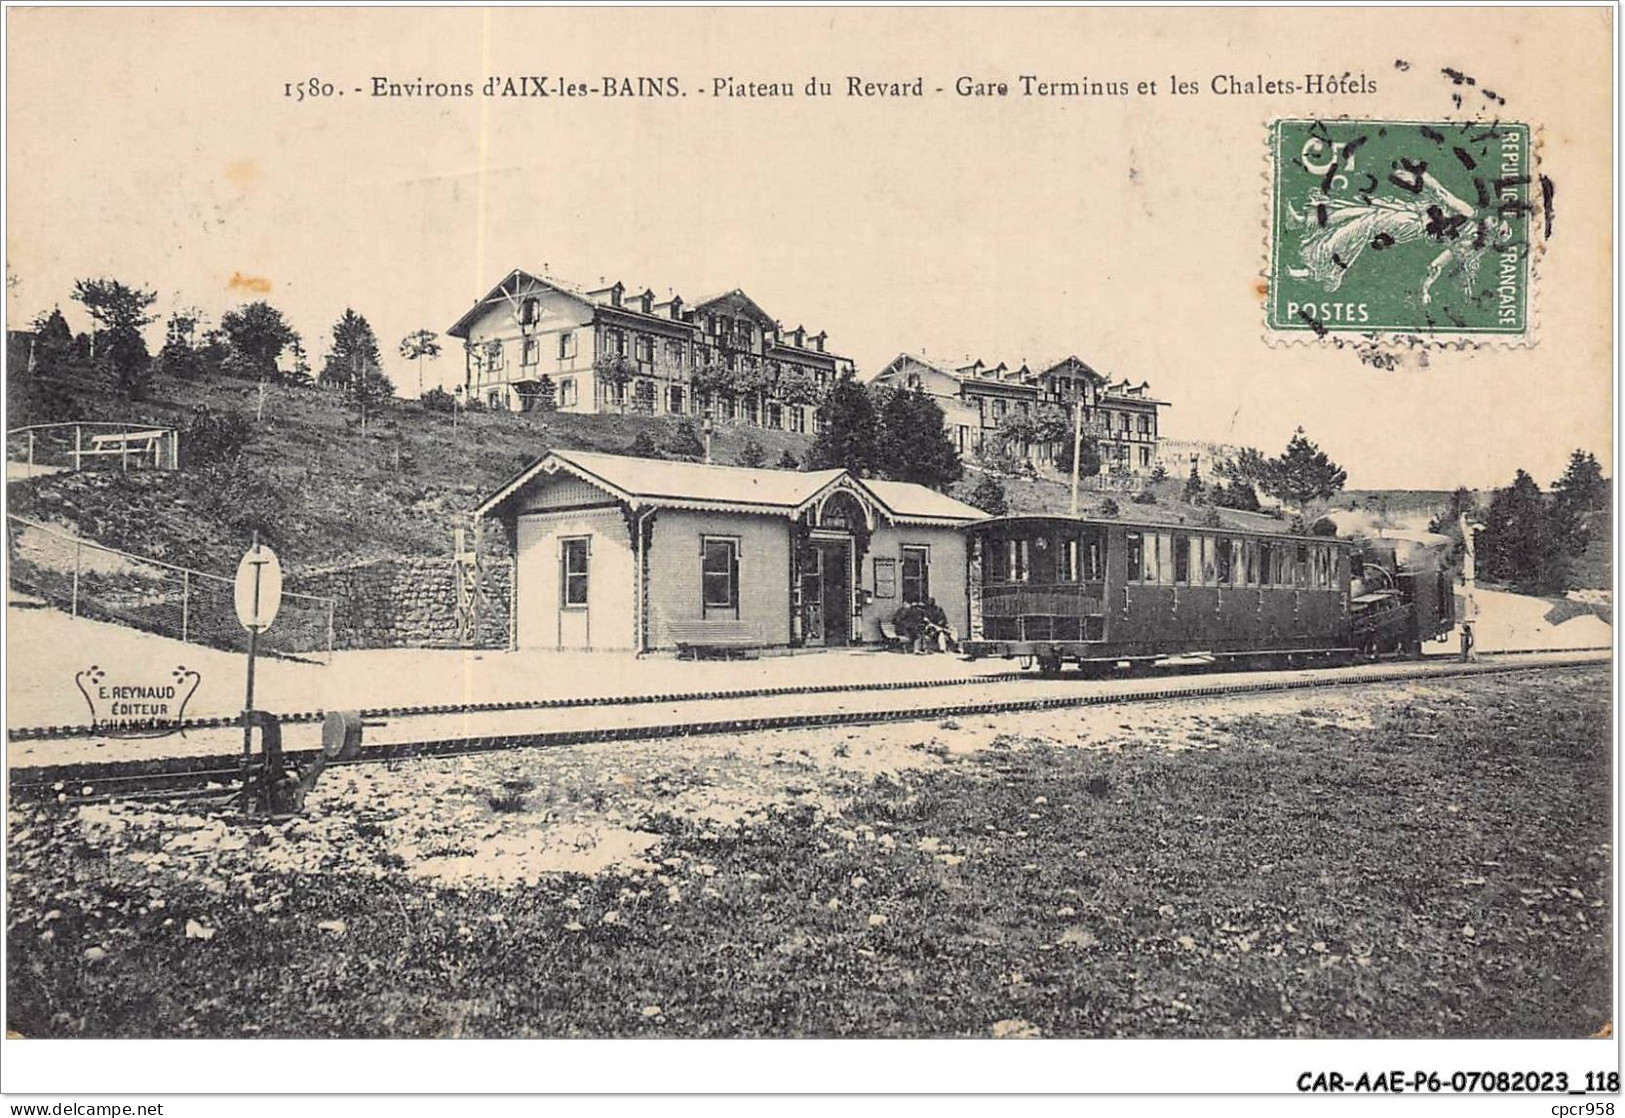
[625,431,664,460]
[1130,490,1157,505]
[183,406,256,466]
[967,475,1008,516]
[420,386,458,413]
[735,439,768,469]
[664,421,706,461]
[777,450,800,470]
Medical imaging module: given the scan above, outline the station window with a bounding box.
[558,331,577,360]
[560,537,590,608]
[521,297,540,325]
[522,338,539,366]
[901,546,929,604]
[559,378,577,408]
[702,538,740,613]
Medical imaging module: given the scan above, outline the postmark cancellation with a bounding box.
[1266,118,1536,344]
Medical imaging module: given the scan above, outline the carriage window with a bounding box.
[1172,533,1191,583]
[1295,545,1310,588]
[1125,532,1143,581]
[1198,536,1214,585]
[1155,532,1173,583]
[1259,542,1274,586]
[1060,537,1079,581]
[1082,530,1105,581]
[1004,539,1029,583]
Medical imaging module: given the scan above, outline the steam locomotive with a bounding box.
[960,514,1456,673]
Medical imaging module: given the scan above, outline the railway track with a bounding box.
[8,643,1611,742]
[8,649,1610,806]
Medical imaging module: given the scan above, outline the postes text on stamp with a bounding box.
[1268,118,1532,338]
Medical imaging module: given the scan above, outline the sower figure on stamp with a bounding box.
[1285,170,1511,307]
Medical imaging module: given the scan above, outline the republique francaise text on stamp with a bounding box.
[1267,118,1532,339]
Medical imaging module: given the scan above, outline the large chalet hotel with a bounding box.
[448,266,1168,478]
[870,353,1167,476]
[448,268,853,434]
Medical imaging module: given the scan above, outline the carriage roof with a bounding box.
[968,513,1355,548]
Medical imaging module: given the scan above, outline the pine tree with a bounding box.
[1182,464,1206,504]
[1550,449,1608,557]
[808,372,881,475]
[1480,470,1569,594]
[1263,428,1347,511]
[28,307,74,378]
[71,277,157,397]
[322,309,393,428]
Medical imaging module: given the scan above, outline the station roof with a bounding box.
[477,448,987,526]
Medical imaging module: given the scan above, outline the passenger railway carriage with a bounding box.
[963,514,1381,673]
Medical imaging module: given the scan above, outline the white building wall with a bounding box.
[514,507,634,650]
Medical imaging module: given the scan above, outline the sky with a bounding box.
[5,7,1613,491]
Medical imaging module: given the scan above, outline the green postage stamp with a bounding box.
[1267,118,1533,339]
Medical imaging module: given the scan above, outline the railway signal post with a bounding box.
[234,531,283,811]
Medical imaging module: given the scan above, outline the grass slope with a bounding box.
[8,369,814,574]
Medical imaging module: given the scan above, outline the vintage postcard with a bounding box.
[1,3,1615,1105]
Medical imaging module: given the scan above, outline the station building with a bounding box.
[477,449,987,652]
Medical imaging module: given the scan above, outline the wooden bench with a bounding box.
[666,619,762,660]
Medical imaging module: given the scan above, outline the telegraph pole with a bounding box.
[1069,398,1084,516]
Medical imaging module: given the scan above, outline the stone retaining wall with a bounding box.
[295,557,511,650]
